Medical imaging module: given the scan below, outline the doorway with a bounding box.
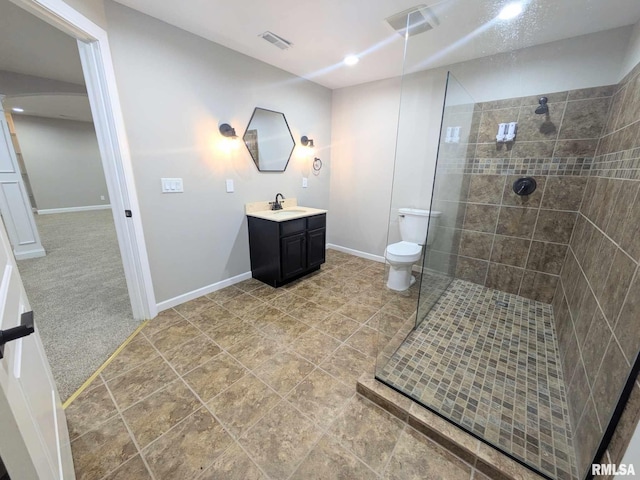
[0,0,156,399]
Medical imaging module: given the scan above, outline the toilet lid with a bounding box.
[386,241,421,256]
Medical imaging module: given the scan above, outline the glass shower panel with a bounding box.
[416,74,476,326]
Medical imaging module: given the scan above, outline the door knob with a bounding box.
[0,311,34,359]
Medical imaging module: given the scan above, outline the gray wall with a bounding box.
[103,1,332,303]
[12,115,109,210]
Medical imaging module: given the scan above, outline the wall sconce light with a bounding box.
[219,123,237,138]
[300,136,314,148]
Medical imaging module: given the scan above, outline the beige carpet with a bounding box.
[17,210,140,400]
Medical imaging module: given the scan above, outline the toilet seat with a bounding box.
[385,241,422,263]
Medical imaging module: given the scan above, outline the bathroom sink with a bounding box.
[268,209,307,216]
[246,204,328,222]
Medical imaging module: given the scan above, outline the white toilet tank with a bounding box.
[398,208,441,246]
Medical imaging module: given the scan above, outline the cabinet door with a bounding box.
[307,228,326,269]
[281,232,307,279]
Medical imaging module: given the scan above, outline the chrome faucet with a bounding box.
[270,193,285,210]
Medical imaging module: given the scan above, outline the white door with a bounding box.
[0,213,74,479]
[0,102,45,260]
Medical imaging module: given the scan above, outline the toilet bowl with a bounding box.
[385,208,440,291]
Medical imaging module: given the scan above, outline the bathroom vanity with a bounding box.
[246,200,327,287]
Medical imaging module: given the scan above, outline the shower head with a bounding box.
[535,96,549,115]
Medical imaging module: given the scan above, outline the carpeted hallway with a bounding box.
[17,210,140,400]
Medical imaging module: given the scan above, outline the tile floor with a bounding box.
[66,250,496,480]
[379,279,577,480]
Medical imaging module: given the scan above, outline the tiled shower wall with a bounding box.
[447,87,614,303]
[554,61,640,477]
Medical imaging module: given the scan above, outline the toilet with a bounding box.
[385,208,441,291]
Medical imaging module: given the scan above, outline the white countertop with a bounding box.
[246,205,328,222]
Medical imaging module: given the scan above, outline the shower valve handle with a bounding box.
[513,177,537,196]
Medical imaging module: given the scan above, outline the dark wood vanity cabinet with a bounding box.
[247,213,326,287]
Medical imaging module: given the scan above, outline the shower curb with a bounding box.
[357,374,548,480]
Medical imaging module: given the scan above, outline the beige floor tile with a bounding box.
[315,312,360,341]
[207,373,280,436]
[321,345,374,387]
[286,368,355,429]
[163,334,222,375]
[345,325,379,357]
[66,380,118,440]
[259,314,311,343]
[106,355,177,410]
[328,396,405,471]
[290,328,341,364]
[239,401,323,479]
[242,304,284,323]
[235,277,264,292]
[173,296,216,319]
[268,291,309,313]
[122,380,200,448]
[226,333,283,369]
[71,415,137,480]
[145,320,201,354]
[206,285,244,304]
[290,302,332,325]
[222,293,266,317]
[337,301,380,323]
[187,304,237,332]
[290,434,377,480]
[248,284,284,301]
[253,351,315,394]
[103,455,152,480]
[206,318,260,349]
[183,353,246,402]
[143,309,183,337]
[383,427,472,480]
[199,444,266,480]
[144,408,233,479]
[101,335,158,381]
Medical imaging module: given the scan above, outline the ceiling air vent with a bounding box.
[386,5,440,37]
[259,31,293,50]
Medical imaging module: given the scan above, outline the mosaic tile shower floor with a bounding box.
[378,279,578,480]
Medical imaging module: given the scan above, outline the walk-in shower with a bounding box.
[375,4,640,480]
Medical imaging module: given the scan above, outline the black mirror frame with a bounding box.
[242,107,296,172]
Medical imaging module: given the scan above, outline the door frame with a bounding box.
[8,0,157,320]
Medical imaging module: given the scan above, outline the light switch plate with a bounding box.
[302,177,308,188]
[226,179,234,193]
[161,178,184,193]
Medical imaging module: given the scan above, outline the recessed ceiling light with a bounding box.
[12,107,24,113]
[343,55,359,66]
[498,2,523,20]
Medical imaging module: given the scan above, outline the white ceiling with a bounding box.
[0,2,89,122]
[0,0,85,85]
[113,0,640,89]
[3,95,93,122]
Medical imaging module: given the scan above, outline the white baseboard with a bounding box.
[326,243,385,263]
[15,247,46,260]
[37,204,111,215]
[156,271,253,312]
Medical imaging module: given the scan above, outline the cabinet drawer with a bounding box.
[280,218,306,236]
[307,214,326,230]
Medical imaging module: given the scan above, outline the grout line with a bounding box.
[100,376,158,480]
[63,319,149,409]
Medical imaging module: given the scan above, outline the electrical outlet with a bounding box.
[226,179,234,193]
[302,177,308,188]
